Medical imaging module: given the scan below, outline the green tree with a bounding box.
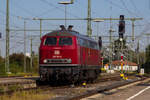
[113,38,128,61]
[103,58,109,65]
[32,55,38,73]
[143,45,150,73]
[146,45,150,62]
[0,53,38,75]
[0,56,5,74]
[9,53,30,73]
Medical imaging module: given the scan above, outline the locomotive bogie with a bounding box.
[39,66,100,83]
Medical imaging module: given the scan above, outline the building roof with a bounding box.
[111,60,137,66]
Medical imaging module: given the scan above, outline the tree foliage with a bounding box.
[0,53,38,74]
[142,45,150,73]
[146,45,150,62]
[0,56,5,74]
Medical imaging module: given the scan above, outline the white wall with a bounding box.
[113,65,138,71]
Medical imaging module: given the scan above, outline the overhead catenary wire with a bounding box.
[119,0,150,33]
[120,0,137,16]
[106,0,149,45]
[13,0,38,17]
[130,0,142,16]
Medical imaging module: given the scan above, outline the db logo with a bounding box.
[54,50,60,55]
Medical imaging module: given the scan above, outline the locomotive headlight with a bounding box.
[68,59,72,63]
[43,59,47,63]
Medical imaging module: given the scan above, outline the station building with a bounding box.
[104,60,138,71]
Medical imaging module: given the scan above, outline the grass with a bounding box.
[0,89,54,100]
[143,73,150,77]
[0,72,38,77]
[0,86,5,93]
[8,85,23,91]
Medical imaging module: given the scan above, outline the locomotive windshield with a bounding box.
[44,37,57,45]
[59,37,72,45]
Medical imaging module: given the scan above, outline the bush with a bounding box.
[10,62,22,74]
[0,53,38,75]
[0,56,5,74]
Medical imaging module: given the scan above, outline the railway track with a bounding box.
[0,76,38,95]
[48,75,148,100]
[0,73,120,94]
[68,77,150,100]
[0,73,145,100]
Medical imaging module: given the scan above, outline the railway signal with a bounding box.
[6,0,10,73]
[121,55,123,61]
[118,15,125,39]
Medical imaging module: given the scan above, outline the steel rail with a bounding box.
[68,77,148,100]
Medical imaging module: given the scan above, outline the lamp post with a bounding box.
[58,1,73,27]
[93,19,104,40]
[6,0,10,73]
[24,20,27,73]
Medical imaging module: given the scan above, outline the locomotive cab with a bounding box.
[40,36,78,65]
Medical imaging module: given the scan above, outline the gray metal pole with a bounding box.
[130,43,133,62]
[109,18,114,68]
[109,29,112,69]
[137,40,140,66]
[40,19,42,39]
[24,21,26,73]
[96,22,99,40]
[30,37,33,71]
[65,5,67,27]
[132,20,135,41]
[38,19,42,73]
[5,0,10,73]
[87,0,91,36]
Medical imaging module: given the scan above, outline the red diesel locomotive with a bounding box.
[39,25,102,83]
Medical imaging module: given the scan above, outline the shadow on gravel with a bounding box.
[101,91,115,95]
[136,83,150,86]
[36,79,75,87]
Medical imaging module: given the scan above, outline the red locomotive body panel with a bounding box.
[78,39,100,67]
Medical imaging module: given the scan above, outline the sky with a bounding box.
[0,0,150,57]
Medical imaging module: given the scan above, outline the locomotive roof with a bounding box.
[44,30,97,42]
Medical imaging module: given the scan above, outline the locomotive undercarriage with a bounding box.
[39,65,101,84]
